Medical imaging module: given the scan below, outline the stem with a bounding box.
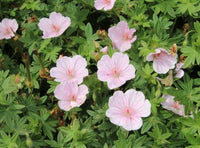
[35,49,47,76]
[24,53,31,83]
[169,17,177,37]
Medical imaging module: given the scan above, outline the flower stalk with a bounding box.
[35,49,47,76]
[23,52,32,88]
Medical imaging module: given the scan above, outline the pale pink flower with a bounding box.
[161,95,185,116]
[97,52,136,89]
[54,83,89,111]
[38,12,71,39]
[146,48,177,74]
[106,89,151,131]
[174,62,184,78]
[50,55,88,84]
[0,18,18,39]
[94,0,116,11]
[108,21,137,52]
[100,46,108,54]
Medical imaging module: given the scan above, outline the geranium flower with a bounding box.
[174,62,184,78]
[97,52,136,89]
[54,83,89,111]
[108,21,137,52]
[94,0,116,11]
[50,55,88,84]
[146,48,177,74]
[106,89,151,131]
[0,18,18,39]
[38,12,71,39]
[161,95,185,116]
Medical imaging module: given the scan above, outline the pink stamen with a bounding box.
[154,53,161,59]
[104,0,111,3]
[4,28,11,35]
[124,108,133,117]
[126,109,130,114]
[52,25,59,32]
[113,69,119,77]
[173,102,179,108]
[67,70,74,79]
[123,33,132,41]
[157,53,161,56]
[114,70,117,75]
[71,95,76,101]
[67,70,71,75]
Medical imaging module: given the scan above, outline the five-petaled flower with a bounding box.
[50,55,88,84]
[108,21,137,52]
[97,52,136,89]
[146,48,177,74]
[0,18,18,40]
[161,95,185,116]
[94,0,116,11]
[38,12,71,39]
[54,83,89,111]
[106,89,151,131]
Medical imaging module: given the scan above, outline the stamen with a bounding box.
[4,28,11,35]
[113,69,119,77]
[104,0,111,3]
[67,70,74,79]
[71,95,76,101]
[52,25,60,32]
[126,109,130,114]
[173,102,179,108]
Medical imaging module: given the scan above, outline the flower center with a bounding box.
[52,25,60,32]
[173,101,179,109]
[70,95,76,102]
[4,28,11,35]
[112,68,120,77]
[153,53,161,59]
[104,0,111,4]
[67,70,74,79]
[124,107,133,117]
[123,33,132,41]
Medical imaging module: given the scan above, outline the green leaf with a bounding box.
[2,77,17,94]
[85,23,93,39]
[181,46,200,68]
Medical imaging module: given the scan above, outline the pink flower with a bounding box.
[50,55,88,84]
[174,62,184,78]
[0,18,18,39]
[108,21,137,52]
[100,46,108,54]
[97,52,136,89]
[38,12,71,39]
[161,95,185,116]
[94,0,116,11]
[146,48,177,74]
[54,83,89,111]
[106,89,151,131]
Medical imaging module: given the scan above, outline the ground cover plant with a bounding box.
[1,0,200,147]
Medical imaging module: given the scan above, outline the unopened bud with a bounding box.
[26,137,33,148]
[183,39,187,46]
[59,54,64,58]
